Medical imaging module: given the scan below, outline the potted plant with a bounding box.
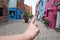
[29,14,33,19]
[42,16,45,21]
[43,18,50,27]
[55,25,60,32]
[22,11,30,23]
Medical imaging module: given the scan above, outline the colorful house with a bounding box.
[24,4,30,13]
[17,2,25,19]
[17,1,25,10]
[17,9,23,19]
[54,0,60,28]
[8,8,17,20]
[40,0,46,21]
[8,0,17,20]
[35,0,40,20]
[44,0,60,29]
[35,3,38,18]
[8,0,25,20]
[30,6,32,15]
[0,0,8,22]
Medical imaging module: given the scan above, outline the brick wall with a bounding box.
[17,3,25,10]
[0,2,8,22]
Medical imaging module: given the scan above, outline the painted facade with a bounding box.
[55,0,60,28]
[8,0,17,8]
[17,2,25,10]
[8,0,17,20]
[35,0,40,20]
[8,0,25,20]
[40,0,46,20]
[24,4,33,17]
[44,0,60,28]
[30,6,32,15]
[24,4,30,13]
[0,0,8,22]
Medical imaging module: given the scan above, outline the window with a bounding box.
[46,10,49,17]
[58,6,60,9]
[44,11,46,15]
[10,11,15,17]
[47,0,49,2]
[0,8,3,17]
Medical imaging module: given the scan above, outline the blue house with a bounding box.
[40,0,46,20]
[8,0,17,20]
[35,1,40,20]
[8,0,23,20]
[8,8,17,20]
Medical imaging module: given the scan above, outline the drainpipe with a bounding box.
[16,0,18,19]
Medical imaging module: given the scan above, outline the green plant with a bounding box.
[29,15,33,19]
[22,11,32,23]
[42,16,45,21]
[23,11,29,19]
[22,11,33,19]
[43,18,50,27]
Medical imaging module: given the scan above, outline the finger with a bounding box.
[31,16,36,24]
[35,24,38,28]
[33,24,38,28]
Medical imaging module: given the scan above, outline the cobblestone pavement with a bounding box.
[0,19,60,40]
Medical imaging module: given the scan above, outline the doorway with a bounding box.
[10,10,15,17]
[0,8,3,17]
[56,5,60,28]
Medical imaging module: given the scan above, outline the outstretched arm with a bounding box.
[0,16,40,40]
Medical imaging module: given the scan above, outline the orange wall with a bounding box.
[18,3,25,10]
[24,5,30,12]
[30,6,32,15]
[18,0,24,4]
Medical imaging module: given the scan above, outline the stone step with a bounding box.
[55,27,60,33]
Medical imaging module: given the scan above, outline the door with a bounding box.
[0,8,3,17]
[56,6,60,28]
[56,11,60,28]
[10,11,15,17]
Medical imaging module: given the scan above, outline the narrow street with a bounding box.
[0,19,60,40]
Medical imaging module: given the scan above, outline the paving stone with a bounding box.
[0,19,60,40]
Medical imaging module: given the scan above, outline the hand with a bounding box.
[24,16,40,40]
[0,16,40,40]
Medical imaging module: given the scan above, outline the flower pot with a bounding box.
[23,16,29,23]
[25,20,28,23]
[24,18,29,23]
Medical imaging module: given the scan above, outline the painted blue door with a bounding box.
[8,8,17,20]
[17,9,23,19]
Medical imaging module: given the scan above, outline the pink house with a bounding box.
[44,0,60,29]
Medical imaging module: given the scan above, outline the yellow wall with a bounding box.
[30,6,32,15]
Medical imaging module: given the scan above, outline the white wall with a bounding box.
[56,12,60,27]
[9,0,17,8]
[24,0,40,16]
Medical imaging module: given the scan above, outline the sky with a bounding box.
[24,0,39,15]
